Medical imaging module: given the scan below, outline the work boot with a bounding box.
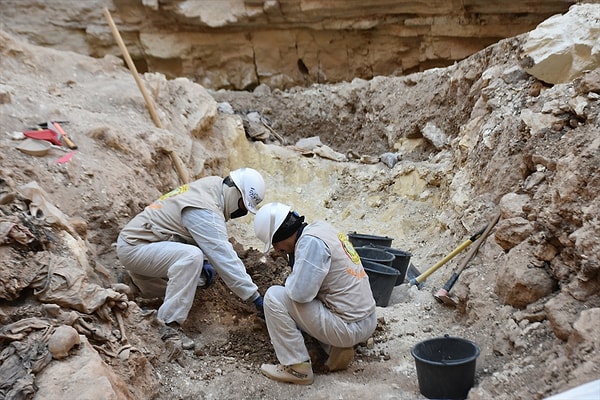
[159,323,179,341]
[325,347,354,372]
[260,361,314,385]
[159,322,195,350]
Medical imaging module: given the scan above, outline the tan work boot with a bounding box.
[260,362,314,385]
[325,347,354,372]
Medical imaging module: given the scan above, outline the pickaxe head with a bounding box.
[434,288,458,307]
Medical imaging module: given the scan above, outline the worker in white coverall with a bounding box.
[253,202,377,385]
[116,168,267,326]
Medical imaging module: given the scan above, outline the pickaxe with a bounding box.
[408,225,488,288]
[434,211,501,306]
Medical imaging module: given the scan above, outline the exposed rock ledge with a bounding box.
[0,0,578,89]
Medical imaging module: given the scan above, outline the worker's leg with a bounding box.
[306,306,377,349]
[117,238,204,324]
[127,271,168,298]
[263,285,311,365]
[117,237,169,297]
[307,305,376,371]
[157,243,204,325]
[264,285,377,364]
[261,285,314,384]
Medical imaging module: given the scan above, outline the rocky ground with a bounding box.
[0,5,599,400]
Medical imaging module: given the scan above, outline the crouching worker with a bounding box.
[116,167,267,326]
[253,202,377,385]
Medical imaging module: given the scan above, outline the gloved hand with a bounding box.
[200,260,215,288]
[253,295,265,319]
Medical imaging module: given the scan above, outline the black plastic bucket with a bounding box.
[411,336,480,400]
[370,245,412,286]
[355,246,395,267]
[362,260,400,307]
[348,232,393,248]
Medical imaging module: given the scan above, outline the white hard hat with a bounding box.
[229,168,265,214]
[254,202,291,253]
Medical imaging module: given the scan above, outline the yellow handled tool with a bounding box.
[434,211,501,305]
[409,225,487,287]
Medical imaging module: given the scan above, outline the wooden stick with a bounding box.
[261,119,285,144]
[103,8,162,128]
[103,8,189,184]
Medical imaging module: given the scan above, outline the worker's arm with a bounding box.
[285,235,330,303]
[181,207,260,302]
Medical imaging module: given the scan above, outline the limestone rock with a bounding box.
[37,335,136,399]
[544,292,585,341]
[494,217,534,251]
[422,121,449,149]
[568,308,600,352]
[495,242,557,308]
[521,4,600,84]
[499,192,530,219]
[520,108,561,136]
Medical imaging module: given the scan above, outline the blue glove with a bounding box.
[200,260,215,288]
[253,295,265,319]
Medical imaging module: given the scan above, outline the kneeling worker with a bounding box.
[116,167,267,326]
[253,202,377,385]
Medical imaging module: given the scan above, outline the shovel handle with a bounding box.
[442,272,460,291]
[103,8,163,129]
[409,238,474,285]
[438,210,502,292]
[468,225,487,243]
[103,8,190,185]
[409,225,487,286]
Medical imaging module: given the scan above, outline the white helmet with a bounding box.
[230,168,265,214]
[254,202,291,253]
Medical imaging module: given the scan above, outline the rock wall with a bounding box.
[0,0,577,89]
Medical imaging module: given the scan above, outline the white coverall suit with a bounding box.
[116,176,260,324]
[264,221,377,365]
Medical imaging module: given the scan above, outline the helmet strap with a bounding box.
[223,176,236,187]
[286,222,307,270]
[231,204,248,219]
